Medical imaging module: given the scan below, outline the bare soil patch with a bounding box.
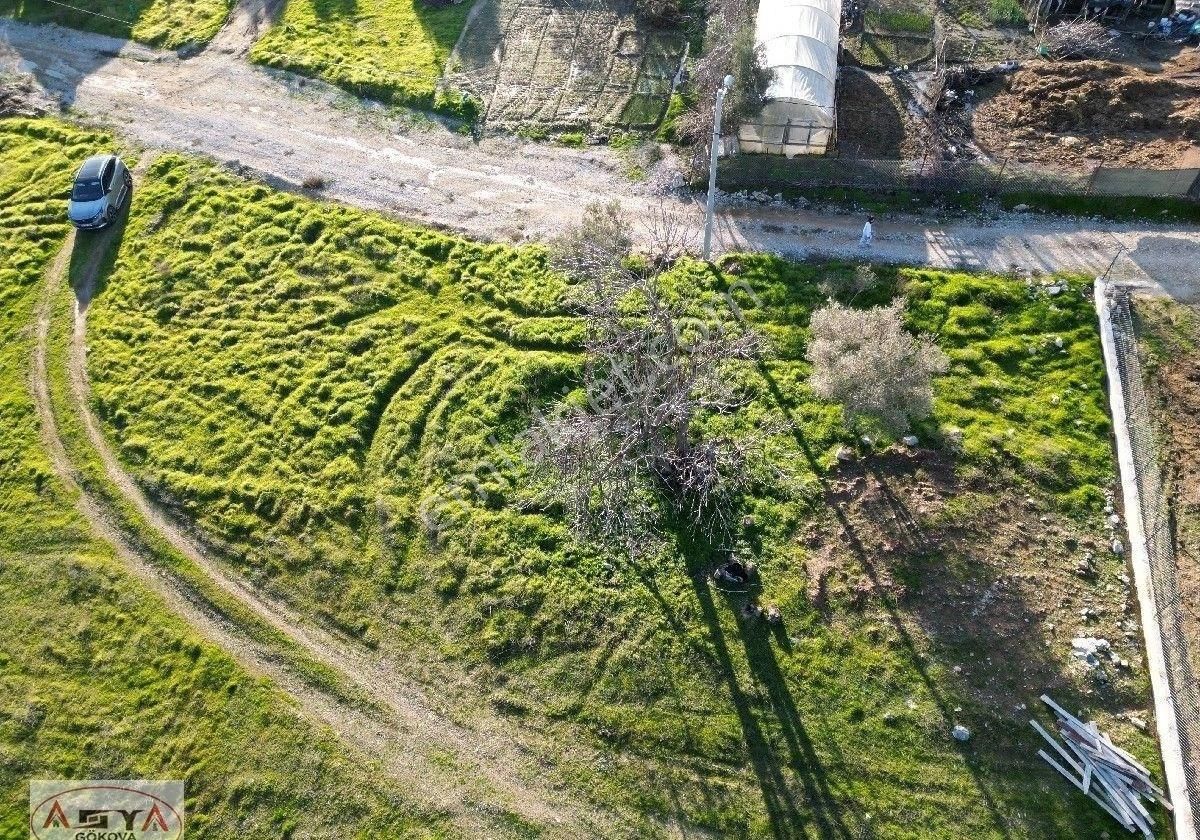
[972,57,1200,169]
[0,74,50,116]
[803,449,1148,715]
[835,68,924,159]
[1138,299,1200,705]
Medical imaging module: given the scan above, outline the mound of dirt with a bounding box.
[972,59,1200,169]
[0,77,50,118]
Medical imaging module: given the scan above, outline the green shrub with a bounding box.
[433,89,482,124]
[988,0,1027,25]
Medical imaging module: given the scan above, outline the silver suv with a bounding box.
[67,154,132,230]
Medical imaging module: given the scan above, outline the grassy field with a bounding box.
[0,0,231,48]
[0,117,456,838]
[248,0,472,112]
[71,141,1166,836]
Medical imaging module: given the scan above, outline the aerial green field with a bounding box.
[248,0,472,111]
[0,0,231,48]
[63,137,1164,835]
[0,117,455,839]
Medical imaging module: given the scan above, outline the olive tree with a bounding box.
[806,298,948,435]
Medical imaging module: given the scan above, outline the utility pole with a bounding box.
[703,74,734,261]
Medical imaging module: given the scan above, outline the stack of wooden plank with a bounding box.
[1031,694,1171,838]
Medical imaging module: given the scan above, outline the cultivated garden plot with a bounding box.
[447,0,684,128]
[0,118,447,839]
[844,0,936,71]
[0,0,232,48]
[37,130,1165,836]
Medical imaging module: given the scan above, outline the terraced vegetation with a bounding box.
[0,118,450,838]
[446,0,684,129]
[846,0,934,70]
[248,0,473,112]
[62,138,1168,836]
[0,0,232,47]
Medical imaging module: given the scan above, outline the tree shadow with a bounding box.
[0,17,130,109]
[309,0,358,21]
[750,356,1123,838]
[835,68,907,160]
[601,499,860,840]
[413,0,480,57]
[0,0,155,42]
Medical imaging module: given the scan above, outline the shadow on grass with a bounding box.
[625,534,853,839]
[754,352,1132,838]
[0,0,151,41]
[309,0,358,20]
[68,185,134,311]
[688,555,857,840]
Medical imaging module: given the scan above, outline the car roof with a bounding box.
[76,154,114,180]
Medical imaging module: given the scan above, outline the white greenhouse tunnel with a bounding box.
[737,0,842,156]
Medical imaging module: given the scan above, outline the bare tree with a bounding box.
[679,0,772,171]
[807,298,949,435]
[528,203,769,550]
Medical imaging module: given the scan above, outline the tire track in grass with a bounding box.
[34,214,614,837]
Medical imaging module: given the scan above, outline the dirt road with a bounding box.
[30,215,616,839]
[3,18,1199,299]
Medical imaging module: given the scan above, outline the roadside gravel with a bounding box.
[3,18,1198,298]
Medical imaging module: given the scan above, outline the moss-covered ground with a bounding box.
[58,125,1167,836]
[248,0,472,112]
[0,117,455,839]
[0,0,231,48]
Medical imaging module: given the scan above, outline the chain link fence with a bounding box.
[1108,287,1200,824]
[718,151,1200,199]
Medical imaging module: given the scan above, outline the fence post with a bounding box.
[1086,156,1104,195]
[994,156,1009,194]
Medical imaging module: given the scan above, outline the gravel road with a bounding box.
[2,18,1199,299]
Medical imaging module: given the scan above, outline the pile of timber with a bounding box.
[1031,694,1171,838]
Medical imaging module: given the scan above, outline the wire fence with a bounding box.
[1108,287,1200,824]
[718,152,1200,199]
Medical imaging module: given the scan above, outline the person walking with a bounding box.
[859,215,874,248]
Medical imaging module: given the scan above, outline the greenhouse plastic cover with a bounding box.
[756,0,840,112]
[738,0,841,154]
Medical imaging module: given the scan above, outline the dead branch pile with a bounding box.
[1031,694,1172,838]
[1040,20,1119,59]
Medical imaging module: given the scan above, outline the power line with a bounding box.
[41,0,136,26]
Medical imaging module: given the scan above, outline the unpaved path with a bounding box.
[32,221,614,839]
[205,0,282,57]
[2,18,1200,299]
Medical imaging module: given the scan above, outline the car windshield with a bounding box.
[71,178,104,202]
